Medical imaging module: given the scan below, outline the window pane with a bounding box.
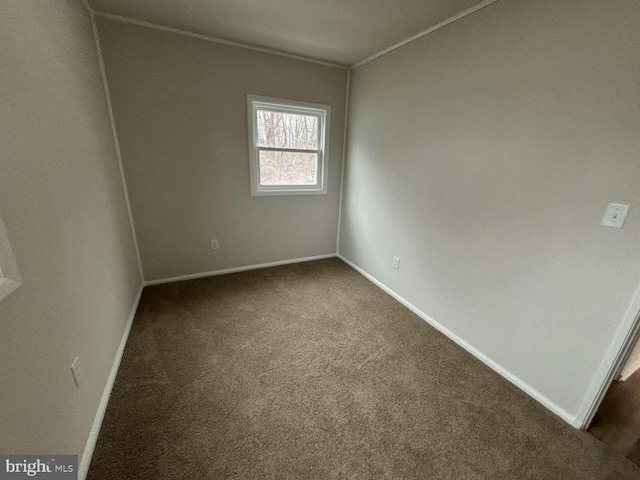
[259,150,318,186]
[256,110,318,149]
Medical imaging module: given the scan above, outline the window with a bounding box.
[247,95,330,196]
[0,213,20,303]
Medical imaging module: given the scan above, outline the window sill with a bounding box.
[0,277,20,303]
[251,188,328,197]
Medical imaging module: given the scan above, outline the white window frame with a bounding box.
[0,212,21,303]
[247,94,331,196]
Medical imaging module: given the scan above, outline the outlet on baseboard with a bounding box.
[392,256,400,270]
[70,356,83,387]
[210,239,219,250]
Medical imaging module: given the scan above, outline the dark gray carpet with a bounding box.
[88,258,640,479]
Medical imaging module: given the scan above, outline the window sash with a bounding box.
[255,108,322,151]
[256,147,322,190]
[257,147,321,155]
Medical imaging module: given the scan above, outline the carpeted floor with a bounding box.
[589,370,640,466]
[88,258,640,479]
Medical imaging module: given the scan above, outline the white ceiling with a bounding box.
[89,0,486,66]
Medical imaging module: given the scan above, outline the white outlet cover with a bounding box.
[70,356,83,387]
[210,239,219,250]
[392,256,400,270]
[601,203,630,229]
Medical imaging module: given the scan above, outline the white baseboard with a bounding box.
[621,356,640,382]
[78,283,144,480]
[336,254,580,428]
[78,254,337,478]
[144,254,337,286]
[77,252,579,480]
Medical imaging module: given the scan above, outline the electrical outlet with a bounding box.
[601,203,630,229]
[70,357,83,387]
[392,256,400,270]
[210,239,219,250]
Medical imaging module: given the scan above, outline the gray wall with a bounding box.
[339,0,640,418]
[0,0,141,456]
[96,18,348,281]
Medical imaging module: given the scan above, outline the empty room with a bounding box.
[2,0,640,479]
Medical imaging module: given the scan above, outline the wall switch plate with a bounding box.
[70,356,83,387]
[601,203,630,229]
[392,256,400,270]
[210,239,219,250]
